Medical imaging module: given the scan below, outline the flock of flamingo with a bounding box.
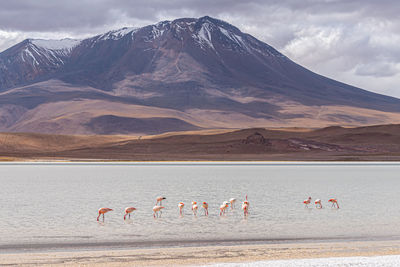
[97,196,339,221]
[97,195,250,221]
[303,197,340,209]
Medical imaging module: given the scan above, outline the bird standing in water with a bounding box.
[97,208,113,221]
[124,207,136,220]
[242,195,250,216]
[153,205,165,218]
[315,199,322,209]
[219,203,228,216]
[304,197,312,208]
[156,196,166,206]
[229,198,236,209]
[202,202,209,216]
[328,198,340,209]
[178,202,185,216]
[192,201,198,216]
[242,202,249,216]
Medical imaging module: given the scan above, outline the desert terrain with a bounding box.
[0,124,399,161]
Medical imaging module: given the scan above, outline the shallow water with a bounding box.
[0,162,399,252]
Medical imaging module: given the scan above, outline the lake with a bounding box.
[0,162,399,252]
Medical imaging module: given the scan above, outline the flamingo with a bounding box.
[303,197,312,208]
[124,207,136,220]
[156,196,166,206]
[315,199,322,209]
[97,208,113,221]
[192,201,198,216]
[153,205,165,218]
[202,201,209,216]
[223,201,230,212]
[219,203,228,216]
[328,198,340,209]
[229,198,236,209]
[244,195,250,207]
[242,202,249,216]
[178,202,185,216]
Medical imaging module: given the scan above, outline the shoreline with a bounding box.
[0,160,400,164]
[1,239,400,266]
[2,235,400,254]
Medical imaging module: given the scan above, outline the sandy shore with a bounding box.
[1,240,400,266]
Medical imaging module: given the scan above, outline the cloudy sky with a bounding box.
[1,0,399,98]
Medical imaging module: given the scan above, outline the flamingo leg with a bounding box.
[97,214,100,221]
[102,214,105,222]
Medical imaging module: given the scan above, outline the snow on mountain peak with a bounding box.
[98,27,138,41]
[30,38,81,51]
[196,22,215,49]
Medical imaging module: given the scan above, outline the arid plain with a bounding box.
[0,124,399,161]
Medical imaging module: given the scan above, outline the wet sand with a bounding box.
[1,240,400,266]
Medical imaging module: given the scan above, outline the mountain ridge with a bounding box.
[0,16,400,135]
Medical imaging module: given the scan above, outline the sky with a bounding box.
[0,0,399,98]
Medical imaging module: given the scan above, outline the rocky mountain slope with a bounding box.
[1,16,400,135]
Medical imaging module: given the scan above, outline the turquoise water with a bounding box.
[0,162,399,252]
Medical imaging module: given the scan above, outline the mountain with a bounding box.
[0,16,400,135]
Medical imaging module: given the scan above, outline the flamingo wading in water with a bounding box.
[242,202,249,216]
[242,195,250,216]
[124,207,136,220]
[153,205,165,218]
[303,197,312,208]
[156,196,166,206]
[219,203,228,216]
[178,202,185,216]
[202,202,209,216]
[229,198,236,209]
[315,199,322,209]
[192,201,198,216]
[328,198,340,209]
[97,208,113,221]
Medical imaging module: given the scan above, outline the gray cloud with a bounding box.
[0,0,399,97]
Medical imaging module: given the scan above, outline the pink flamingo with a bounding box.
[245,195,250,206]
[153,205,165,218]
[124,207,136,220]
[192,201,198,216]
[156,196,166,206]
[202,202,209,216]
[242,202,249,216]
[315,199,322,209]
[97,208,113,221]
[242,195,250,216]
[303,197,312,208]
[219,203,228,216]
[229,198,236,209]
[178,202,185,216]
[223,201,230,211]
[328,198,340,209]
